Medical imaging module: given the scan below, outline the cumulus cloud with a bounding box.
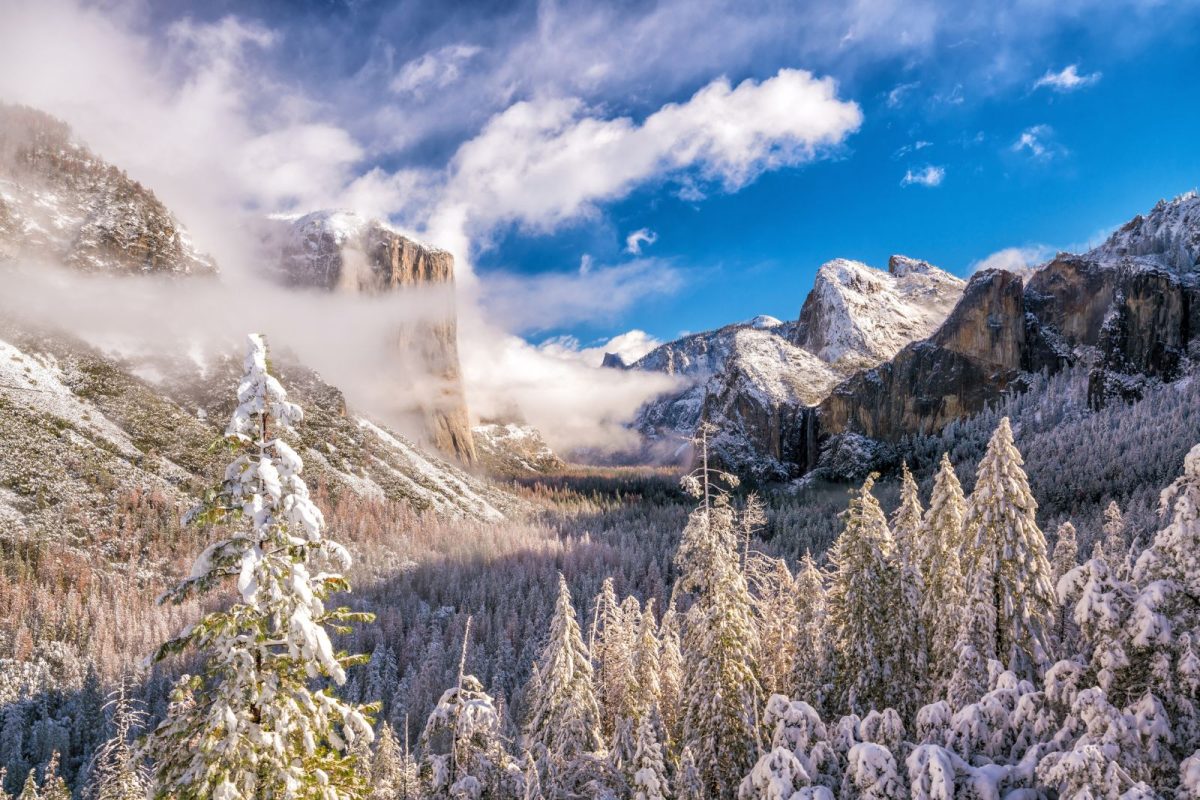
[970,245,1053,275]
[901,165,944,187]
[538,329,663,367]
[625,228,658,254]
[1033,64,1101,92]
[439,68,862,234]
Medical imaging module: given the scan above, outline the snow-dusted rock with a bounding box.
[472,422,565,477]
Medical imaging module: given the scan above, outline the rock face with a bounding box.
[0,104,216,275]
[472,422,564,477]
[630,256,963,478]
[266,211,478,466]
[803,192,1200,474]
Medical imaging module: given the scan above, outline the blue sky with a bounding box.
[5,0,1200,359]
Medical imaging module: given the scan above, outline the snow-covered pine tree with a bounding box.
[657,605,684,745]
[631,599,662,727]
[590,577,622,738]
[891,462,923,567]
[16,770,36,800]
[827,475,921,718]
[789,553,831,715]
[1050,521,1081,657]
[419,674,518,798]
[630,714,668,800]
[86,682,149,800]
[523,573,602,766]
[1102,501,1128,578]
[914,453,967,700]
[37,755,67,800]
[747,555,799,698]
[145,334,375,800]
[674,429,762,798]
[366,723,414,800]
[959,417,1056,682]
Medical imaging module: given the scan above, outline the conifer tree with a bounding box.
[1102,501,1128,577]
[523,574,602,764]
[87,683,149,800]
[657,605,684,745]
[827,475,921,717]
[37,756,67,800]
[959,417,1056,681]
[916,454,967,698]
[16,771,35,800]
[789,553,832,714]
[145,334,375,800]
[630,714,668,800]
[1050,521,1080,656]
[419,674,516,798]
[891,462,923,566]
[674,427,762,798]
[631,600,662,726]
[748,556,799,698]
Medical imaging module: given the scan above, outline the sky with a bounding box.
[2,0,1200,448]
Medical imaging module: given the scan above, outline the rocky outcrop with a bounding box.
[472,422,564,477]
[267,211,477,465]
[799,193,1200,475]
[0,104,216,276]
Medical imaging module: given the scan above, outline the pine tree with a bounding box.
[523,574,602,764]
[789,553,831,715]
[86,682,149,800]
[959,417,1056,681]
[1102,501,1128,578]
[419,674,515,798]
[631,600,662,726]
[747,555,798,698]
[37,755,67,800]
[657,605,684,746]
[16,771,36,800]
[145,334,375,800]
[674,446,762,798]
[1050,521,1081,656]
[915,453,967,698]
[827,475,921,717]
[630,714,668,800]
[891,462,924,567]
[367,723,406,800]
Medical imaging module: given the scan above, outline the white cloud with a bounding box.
[1011,124,1064,160]
[478,259,683,334]
[886,81,920,108]
[1033,64,1101,92]
[970,245,1053,274]
[538,329,663,367]
[391,44,483,98]
[625,228,658,254]
[901,165,945,187]
[440,68,862,234]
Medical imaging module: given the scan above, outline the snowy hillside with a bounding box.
[1085,190,1200,274]
[472,422,565,476]
[0,104,216,275]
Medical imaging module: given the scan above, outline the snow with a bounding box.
[1086,191,1200,274]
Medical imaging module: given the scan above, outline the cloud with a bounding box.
[886,81,920,108]
[970,245,1053,274]
[901,165,945,187]
[625,228,658,255]
[478,258,684,334]
[390,44,483,98]
[893,140,932,159]
[538,329,663,367]
[1033,64,1101,92]
[439,68,862,234]
[1011,124,1064,160]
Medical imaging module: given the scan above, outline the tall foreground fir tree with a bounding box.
[674,429,762,798]
[827,474,921,718]
[958,416,1056,683]
[915,453,967,698]
[145,334,375,800]
[523,574,602,764]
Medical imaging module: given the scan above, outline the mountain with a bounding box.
[0,104,216,276]
[629,255,964,477]
[800,191,1200,476]
[262,210,477,465]
[472,422,565,477]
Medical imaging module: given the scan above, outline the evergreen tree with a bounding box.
[674,450,762,798]
[1102,501,1128,578]
[827,475,921,718]
[891,462,924,567]
[789,553,832,716]
[915,454,967,698]
[16,771,36,800]
[657,605,684,746]
[419,674,516,798]
[959,417,1056,681]
[1050,521,1081,656]
[523,573,602,764]
[144,334,375,800]
[747,556,798,698]
[631,600,662,726]
[86,683,149,800]
[37,755,67,800]
[630,714,668,800]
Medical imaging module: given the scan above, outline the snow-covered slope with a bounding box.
[791,255,965,370]
[0,104,216,275]
[629,255,962,478]
[472,422,565,477]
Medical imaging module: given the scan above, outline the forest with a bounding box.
[3,337,1200,799]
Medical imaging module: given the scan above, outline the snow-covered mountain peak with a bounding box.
[793,256,964,369]
[1086,190,1200,273]
[748,314,783,329]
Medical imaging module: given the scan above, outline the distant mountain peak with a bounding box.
[1087,190,1200,273]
